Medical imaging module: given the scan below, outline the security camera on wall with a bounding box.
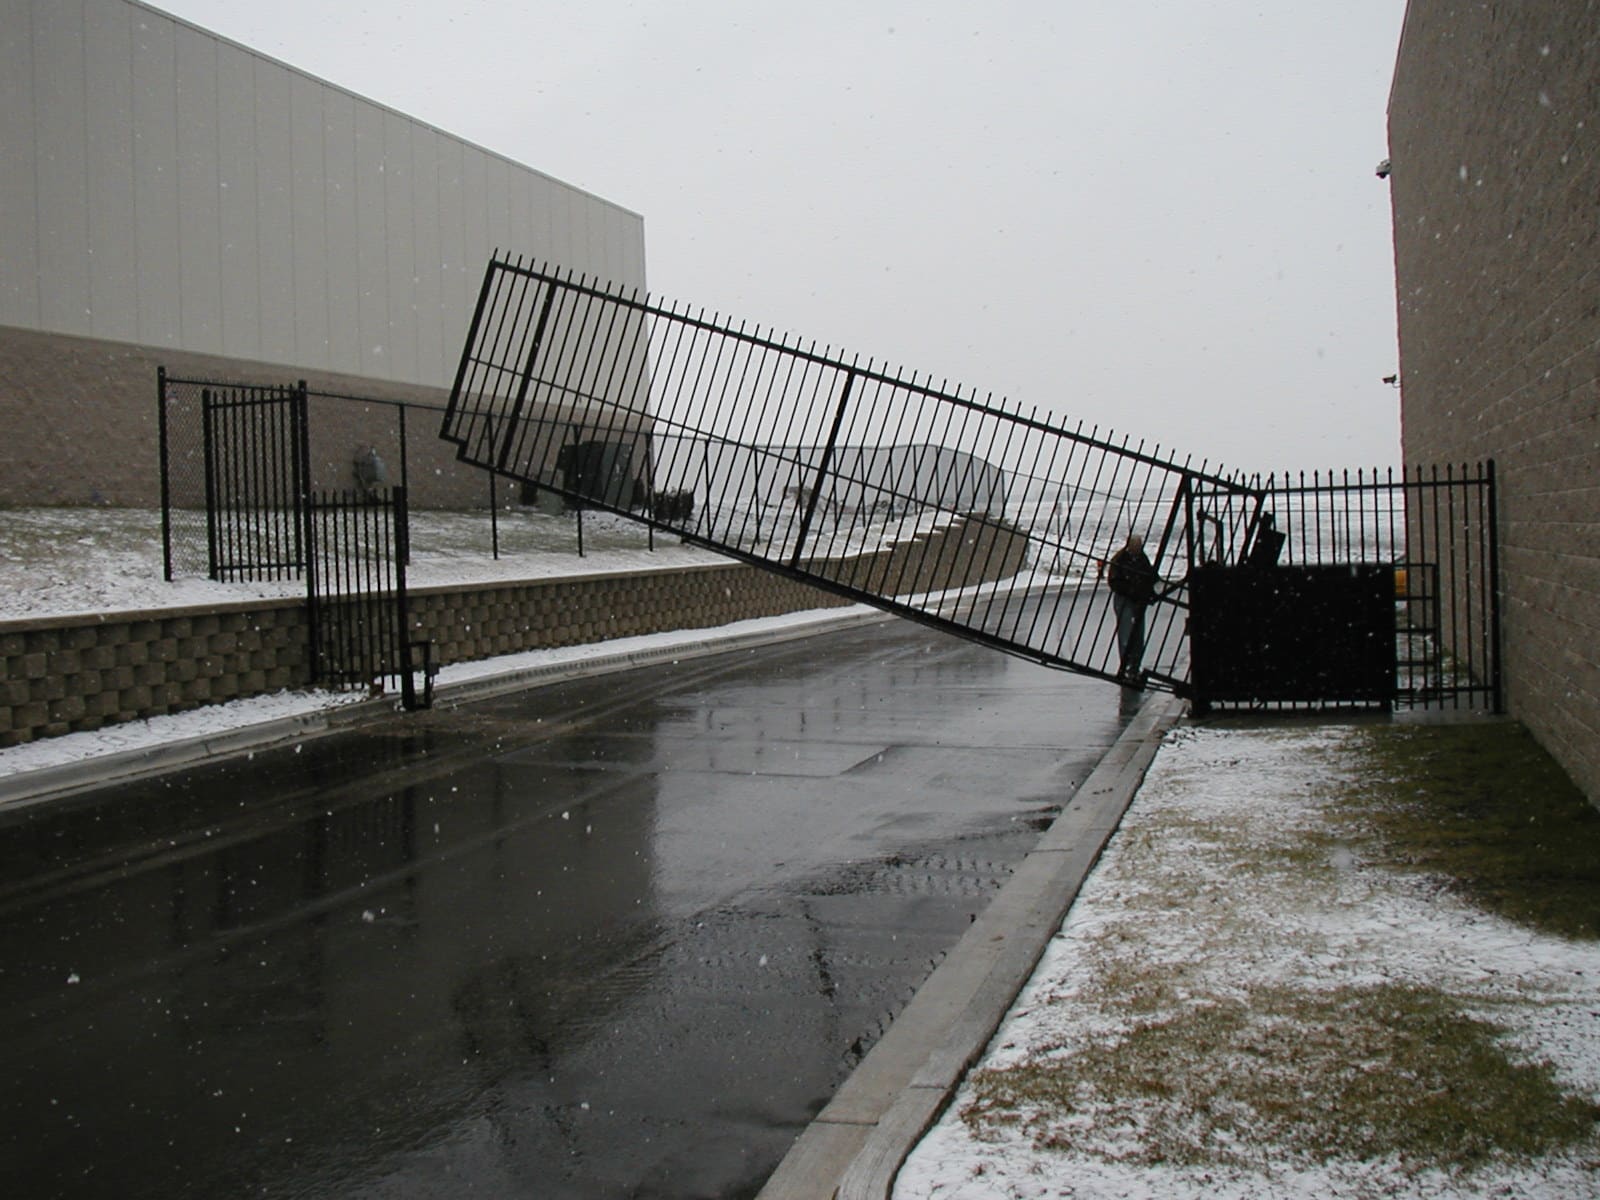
[1375,158,1392,179]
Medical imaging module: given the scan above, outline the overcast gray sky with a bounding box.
[154,0,1407,474]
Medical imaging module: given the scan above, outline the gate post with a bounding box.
[1487,458,1503,713]
[158,367,174,581]
[295,382,320,685]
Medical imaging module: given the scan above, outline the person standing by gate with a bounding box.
[1104,532,1157,684]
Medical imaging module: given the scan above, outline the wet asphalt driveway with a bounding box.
[0,607,1129,1199]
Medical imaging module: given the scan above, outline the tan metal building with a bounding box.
[0,0,646,506]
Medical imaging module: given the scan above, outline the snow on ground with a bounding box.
[0,505,1093,624]
[896,724,1600,1199]
[0,507,725,621]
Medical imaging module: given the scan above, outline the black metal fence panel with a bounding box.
[159,370,310,582]
[158,369,430,708]
[305,486,426,708]
[441,256,1270,692]
[1233,464,1501,711]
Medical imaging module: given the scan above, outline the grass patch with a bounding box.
[1339,722,1600,939]
[963,981,1600,1172]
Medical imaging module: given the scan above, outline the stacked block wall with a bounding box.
[0,563,847,747]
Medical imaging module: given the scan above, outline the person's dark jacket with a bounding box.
[1107,547,1156,605]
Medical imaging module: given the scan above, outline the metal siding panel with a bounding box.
[586,192,608,283]
[606,206,631,287]
[321,88,360,373]
[560,187,586,274]
[251,55,294,363]
[409,124,444,386]
[435,137,470,359]
[458,144,489,313]
[32,0,91,334]
[525,169,557,261]
[622,213,646,291]
[289,72,330,368]
[83,0,138,341]
[0,0,41,328]
[352,100,388,377]
[484,154,512,258]
[173,24,221,352]
[215,40,260,359]
[131,8,180,346]
[382,110,416,380]
[506,161,533,262]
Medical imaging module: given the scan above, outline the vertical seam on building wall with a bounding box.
[25,0,42,323]
[209,33,224,356]
[122,0,141,346]
[319,86,333,368]
[75,0,93,331]
[256,54,271,365]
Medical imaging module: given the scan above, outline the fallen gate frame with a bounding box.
[440,255,1272,697]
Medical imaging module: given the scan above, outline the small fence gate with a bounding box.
[158,370,433,708]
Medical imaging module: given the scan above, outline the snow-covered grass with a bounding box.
[0,506,724,621]
[897,723,1600,1199]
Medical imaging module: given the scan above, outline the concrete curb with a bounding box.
[756,689,1187,1200]
[0,607,890,811]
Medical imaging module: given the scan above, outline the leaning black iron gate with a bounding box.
[441,256,1271,693]
[305,486,432,711]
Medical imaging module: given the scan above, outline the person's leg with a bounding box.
[1113,596,1136,675]
[1128,605,1146,674]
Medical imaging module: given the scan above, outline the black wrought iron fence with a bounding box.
[441,256,1270,693]
[158,369,310,582]
[306,486,430,710]
[1259,463,1499,711]
[157,369,431,707]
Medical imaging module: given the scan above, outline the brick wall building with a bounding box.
[1387,1,1600,799]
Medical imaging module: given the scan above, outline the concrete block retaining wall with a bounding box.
[0,563,847,748]
[2,515,1031,748]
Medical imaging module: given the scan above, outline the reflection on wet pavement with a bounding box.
[0,604,1124,1198]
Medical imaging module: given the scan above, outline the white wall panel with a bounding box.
[32,1,91,333]
[83,0,138,341]
[352,100,389,378]
[173,24,220,351]
[382,110,417,381]
[409,125,443,386]
[8,0,646,394]
[434,137,469,372]
[458,147,490,324]
[130,9,180,345]
[0,1,41,328]
[321,88,361,374]
[215,40,260,359]
[248,55,293,365]
[288,71,330,367]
